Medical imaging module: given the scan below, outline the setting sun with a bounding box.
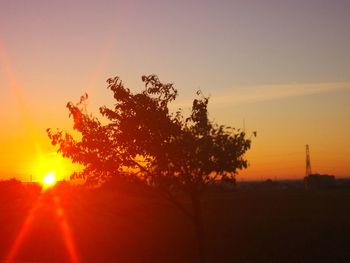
[28,151,81,184]
[43,172,56,187]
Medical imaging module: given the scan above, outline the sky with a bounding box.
[0,0,349,181]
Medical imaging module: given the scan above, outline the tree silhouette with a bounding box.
[47,75,253,261]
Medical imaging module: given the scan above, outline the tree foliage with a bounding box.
[48,75,252,190]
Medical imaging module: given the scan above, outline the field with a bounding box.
[0,180,350,262]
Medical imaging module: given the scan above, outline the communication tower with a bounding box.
[305,144,312,177]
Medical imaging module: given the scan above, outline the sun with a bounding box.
[43,172,57,188]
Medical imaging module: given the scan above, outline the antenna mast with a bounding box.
[305,144,312,177]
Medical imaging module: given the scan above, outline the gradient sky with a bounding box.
[1,0,350,181]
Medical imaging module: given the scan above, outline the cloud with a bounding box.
[211,81,350,106]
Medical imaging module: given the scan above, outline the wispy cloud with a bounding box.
[210,81,350,106]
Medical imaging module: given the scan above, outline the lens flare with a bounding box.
[43,172,56,187]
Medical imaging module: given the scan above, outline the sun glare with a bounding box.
[30,151,82,184]
[43,172,56,187]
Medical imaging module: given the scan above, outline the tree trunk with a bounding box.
[192,195,204,263]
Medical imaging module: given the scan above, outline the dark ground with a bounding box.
[0,179,350,263]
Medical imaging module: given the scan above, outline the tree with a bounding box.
[47,75,254,261]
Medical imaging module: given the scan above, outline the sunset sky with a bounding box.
[0,0,349,181]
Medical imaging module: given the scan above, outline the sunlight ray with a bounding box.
[53,195,80,263]
[5,192,80,263]
[82,40,115,104]
[4,195,43,262]
[0,44,35,137]
[0,43,43,177]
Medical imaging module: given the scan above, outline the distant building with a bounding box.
[304,174,335,190]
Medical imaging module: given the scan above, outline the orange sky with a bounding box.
[1,1,350,181]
